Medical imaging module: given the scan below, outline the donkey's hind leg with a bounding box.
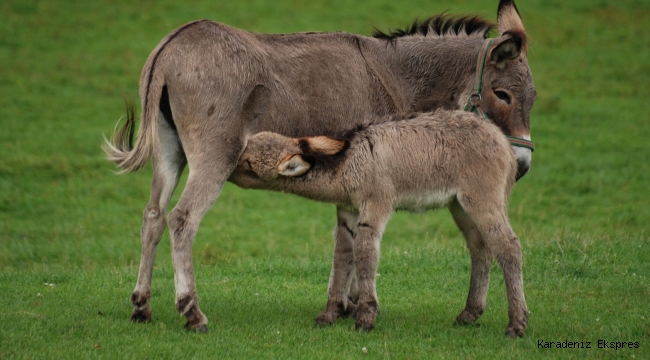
[167,141,242,332]
[316,208,359,326]
[449,200,493,326]
[131,113,186,322]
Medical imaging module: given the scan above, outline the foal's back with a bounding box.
[342,110,518,210]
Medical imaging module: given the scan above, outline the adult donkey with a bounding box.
[105,0,536,333]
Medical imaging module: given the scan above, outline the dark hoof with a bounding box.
[454,309,481,325]
[314,313,336,327]
[506,325,525,338]
[355,321,374,332]
[185,322,209,333]
[354,301,378,332]
[340,303,358,319]
[130,309,152,323]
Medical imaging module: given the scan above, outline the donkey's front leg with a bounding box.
[316,208,359,326]
[353,202,391,331]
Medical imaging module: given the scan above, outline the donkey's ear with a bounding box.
[241,84,270,123]
[298,136,348,155]
[278,154,312,177]
[490,34,524,69]
[497,0,524,35]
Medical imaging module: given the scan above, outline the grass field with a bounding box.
[1,0,649,358]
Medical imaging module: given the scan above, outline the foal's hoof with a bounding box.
[505,324,525,338]
[314,301,359,327]
[314,311,337,327]
[354,301,378,332]
[341,303,358,319]
[130,308,152,323]
[354,321,374,332]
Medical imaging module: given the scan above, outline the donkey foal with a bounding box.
[230,109,528,337]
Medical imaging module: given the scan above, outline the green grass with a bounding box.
[1,0,649,358]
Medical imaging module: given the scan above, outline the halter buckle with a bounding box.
[469,93,481,106]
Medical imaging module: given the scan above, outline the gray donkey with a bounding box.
[105,0,535,332]
[230,109,527,337]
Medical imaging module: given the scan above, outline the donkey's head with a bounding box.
[238,132,347,181]
[471,0,536,179]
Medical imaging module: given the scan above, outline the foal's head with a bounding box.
[237,132,347,181]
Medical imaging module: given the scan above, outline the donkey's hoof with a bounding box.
[182,308,208,333]
[454,309,481,325]
[185,322,209,333]
[130,308,152,323]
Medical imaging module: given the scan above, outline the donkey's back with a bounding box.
[148,20,392,137]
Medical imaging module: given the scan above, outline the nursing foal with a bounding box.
[230,109,527,337]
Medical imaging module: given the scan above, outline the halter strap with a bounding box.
[464,38,535,152]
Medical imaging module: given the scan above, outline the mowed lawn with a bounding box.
[1,0,649,358]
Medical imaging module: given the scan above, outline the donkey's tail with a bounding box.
[103,20,209,173]
[103,96,149,173]
[103,36,172,174]
[103,85,160,173]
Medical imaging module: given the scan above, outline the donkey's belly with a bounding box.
[394,189,457,213]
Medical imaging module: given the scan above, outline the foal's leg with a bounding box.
[354,202,392,331]
[131,114,186,322]
[449,200,493,325]
[469,205,527,338]
[315,207,359,326]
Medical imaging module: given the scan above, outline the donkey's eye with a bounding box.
[494,90,512,105]
[245,160,252,169]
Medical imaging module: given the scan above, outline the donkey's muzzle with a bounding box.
[513,146,532,181]
[516,159,530,181]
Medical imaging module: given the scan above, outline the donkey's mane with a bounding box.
[373,14,495,41]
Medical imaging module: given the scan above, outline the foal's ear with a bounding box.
[278,155,312,177]
[298,136,348,155]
